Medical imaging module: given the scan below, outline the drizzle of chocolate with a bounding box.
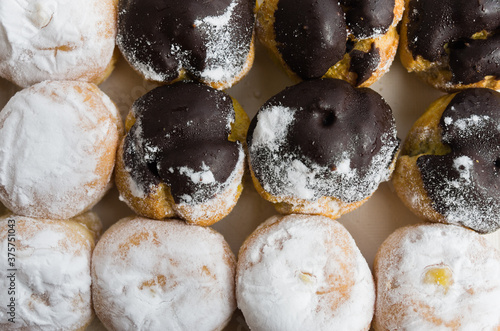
[407,0,500,83]
[117,0,255,82]
[123,82,241,204]
[349,44,381,86]
[247,79,399,202]
[273,0,394,79]
[417,88,500,233]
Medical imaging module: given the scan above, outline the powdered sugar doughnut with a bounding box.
[0,80,122,220]
[92,217,236,331]
[393,88,500,233]
[0,0,118,88]
[117,0,255,90]
[236,214,375,331]
[247,79,400,219]
[374,223,500,330]
[0,212,102,330]
[115,81,248,226]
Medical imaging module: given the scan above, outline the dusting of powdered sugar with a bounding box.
[178,163,216,189]
[0,216,94,330]
[375,223,500,330]
[0,81,119,219]
[92,217,236,331]
[237,214,375,331]
[251,105,296,152]
[0,0,117,87]
[249,104,399,203]
[193,1,243,82]
[119,0,253,87]
[176,146,245,206]
[178,0,251,84]
[418,109,500,233]
[173,146,245,224]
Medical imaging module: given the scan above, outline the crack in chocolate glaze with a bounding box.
[247,79,399,203]
[123,82,242,204]
[407,0,500,84]
[117,0,255,83]
[273,0,394,80]
[417,88,500,233]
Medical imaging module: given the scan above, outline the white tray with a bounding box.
[1,42,499,331]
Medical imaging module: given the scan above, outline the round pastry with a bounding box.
[400,0,500,91]
[374,223,500,330]
[117,0,256,90]
[393,88,500,234]
[0,0,118,88]
[0,212,102,330]
[115,81,249,226]
[247,78,400,219]
[0,80,122,220]
[236,214,375,331]
[92,216,237,331]
[256,0,404,87]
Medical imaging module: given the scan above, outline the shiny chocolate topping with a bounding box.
[117,0,255,83]
[274,0,395,80]
[123,82,242,204]
[247,79,399,202]
[449,34,500,84]
[274,0,347,79]
[340,0,396,38]
[417,88,500,233]
[349,44,381,85]
[407,0,500,84]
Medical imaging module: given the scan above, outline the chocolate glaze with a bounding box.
[273,0,394,80]
[449,34,500,84]
[123,82,241,204]
[118,0,255,82]
[417,88,500,233]
[407,0,500,83]
[349,44,381,85]
[274,0,347,79]
[248,79,399,202]
[340,0,396,38]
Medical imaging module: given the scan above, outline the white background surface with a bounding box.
[1,42,499,330]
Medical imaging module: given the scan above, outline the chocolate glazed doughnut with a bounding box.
[393,88,500,233]
[115,81,249,226]
[400,0,500,91]
[256,0,404,87]
[117,0,256,90]
[247,79,400,219]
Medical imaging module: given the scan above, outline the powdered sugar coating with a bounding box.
[0,80,121,219]
[0,215,97,330]
[374,223,500,330]
[92,217,236,331]
[237,214,375,331]
[189,1,249,83]
[0,0,117,87]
